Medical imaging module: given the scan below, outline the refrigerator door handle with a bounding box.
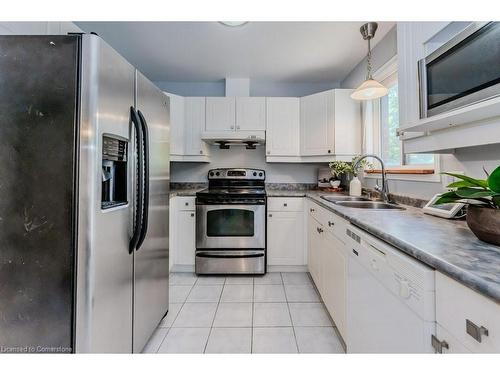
[129,106,144,254]
[136,110,150,250]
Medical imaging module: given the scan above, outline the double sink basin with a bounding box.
[320,195,405,210]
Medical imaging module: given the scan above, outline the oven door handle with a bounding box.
[196,251,264,258]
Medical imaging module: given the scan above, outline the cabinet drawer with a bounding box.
[307,200,345,241]
[177,196,196,211]
[436,272,500,353]
[268,197,304,212]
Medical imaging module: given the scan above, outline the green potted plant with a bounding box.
[329,157,373,192]
[328,160,351,188]
[435,166,500,246]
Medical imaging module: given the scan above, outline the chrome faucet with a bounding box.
[353,154,391,203]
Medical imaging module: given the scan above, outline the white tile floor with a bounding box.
[142,272,345,354]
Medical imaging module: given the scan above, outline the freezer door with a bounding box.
[75,35,136,353]
[0,35,79,353]
[133,71,170,353]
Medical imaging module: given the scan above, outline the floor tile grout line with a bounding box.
[251,276,255,353]
[158,274,198,352]
[203,277,225,353]
[282,272,300,354]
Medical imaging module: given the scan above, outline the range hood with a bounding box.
[201,131,265,149]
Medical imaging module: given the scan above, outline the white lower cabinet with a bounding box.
[267,198,306,266]
[435,272,500,353]
[322,231,347,339]
[170,197,196,269]
[307,215,323,289]
[434,324,471,354]
[307,200,348,339]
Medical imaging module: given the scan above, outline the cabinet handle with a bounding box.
[236,126,240,130]
[269,214,272,217]
[431,335,449,354]
[310,208,315,213]
[466,319,489,343]
[328,221,334,227]
[190,213,194,217]
[230,126,234,129]
[267,151,270,155]
[283,203,288,207]
[328,149,331,154]
[199,150,203,154]
[317,227,323,234]
[185,202,189,206]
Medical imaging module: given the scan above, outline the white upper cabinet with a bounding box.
[300,90,335,156]
[299,89,360,158]
[333,89,361,156]
[236,97,266,131]
[165,93,185,156]
[205,97,236,132]
[184,97,210,157]
[266,97,300,157]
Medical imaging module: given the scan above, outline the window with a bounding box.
[379,72,435,169]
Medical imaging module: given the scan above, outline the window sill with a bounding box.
[363,168,441,182]
[365,168,435,175]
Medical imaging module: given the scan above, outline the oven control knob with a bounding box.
[216,172,220,176]
[209,172,214,177]
[253,172,257,176]
[259,172,263,177]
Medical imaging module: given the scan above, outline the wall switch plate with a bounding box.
[442,170,464,191]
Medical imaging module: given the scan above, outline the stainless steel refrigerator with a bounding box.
[0,34,170,353]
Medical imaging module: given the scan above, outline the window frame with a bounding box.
[362,55,441,182]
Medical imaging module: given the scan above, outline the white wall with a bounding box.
[171,146,326,183]
[341,23,500,200]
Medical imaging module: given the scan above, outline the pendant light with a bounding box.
[351,22,388,101]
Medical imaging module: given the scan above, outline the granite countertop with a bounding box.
[170,188,200,197]
[171,186,500,302]
[269,189,500,303]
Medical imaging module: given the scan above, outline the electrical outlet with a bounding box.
[442,170,464,191]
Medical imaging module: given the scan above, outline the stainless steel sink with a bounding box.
[334,201,405,210]
[320,195,371,203]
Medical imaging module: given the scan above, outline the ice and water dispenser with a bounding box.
[101,135,128,209]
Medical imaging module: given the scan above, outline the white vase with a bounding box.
[349,176,362,196]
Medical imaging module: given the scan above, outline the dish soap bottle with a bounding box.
[349,176,362,196]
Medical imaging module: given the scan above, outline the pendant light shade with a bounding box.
[350,79,388,100]
[351,22,388,101]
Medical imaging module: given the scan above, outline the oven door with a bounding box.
[196,203,265,249]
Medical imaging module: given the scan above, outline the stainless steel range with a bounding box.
[195,168,266,275]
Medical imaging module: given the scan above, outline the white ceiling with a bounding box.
[76,21,395,83]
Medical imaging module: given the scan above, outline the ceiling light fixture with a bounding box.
[219,21,249,27]
[351,22,388,101]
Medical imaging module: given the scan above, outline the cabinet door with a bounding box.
[184,97,209,156]
[322,231,347,338]
[267,211,305,266]
[236,97,266,131]
[435,324,471,354]
[176,210,196,265]
[300,90,335,156]
[266,97,300,157]
[166,93,185,156]
[334,89,361,156]
[206,97,236,131]
[307,216,323,290]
